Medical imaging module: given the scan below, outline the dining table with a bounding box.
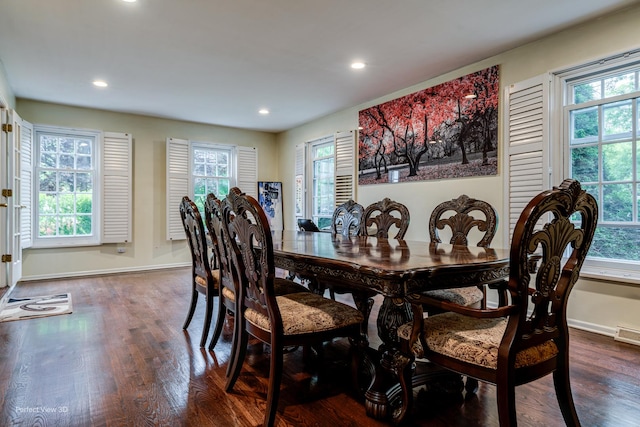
[272,230,510,420]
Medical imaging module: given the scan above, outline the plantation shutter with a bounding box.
[166,137,190,240]
[17,116,33,249]
[236,146,258,199]
[503,74,551,247]
[294,143,306,219]
[102,132,132,243]
[334,130,356,206]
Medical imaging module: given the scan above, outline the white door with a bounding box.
[0,107,8,289]
[1,109,31,291]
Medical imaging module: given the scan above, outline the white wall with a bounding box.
[0,58,15,108]
[275,4,640,334]
[17,100,279,279]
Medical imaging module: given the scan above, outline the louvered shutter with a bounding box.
[236,146,258,199]
[102,132,132,243]
[334,130,356,206]
[294,144,306,219]
[503,74,551,246]
[166,137,190,240]
[17,116,33,249]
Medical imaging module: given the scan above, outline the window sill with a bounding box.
[580,267,640,286]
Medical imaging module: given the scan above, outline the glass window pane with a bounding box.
[40,152,56,168]
[194,177,206,194]
[571,107,599,144]
[60,138,75,153]
[194,149,206,162]
[604,72,635,98]
[39,216,57,236]
[603,183,633,221]
[603,100,632,141]
[58,172,74,192]
[39,171,56,191]
[76,173,92,192]
[589,226,640,261]
[59,194,75,214]
[217,164,228,176]
[602,142,632,182]
[77,140,92,155]
[40,135,57,152]
[76,215,92,235]
[573,81,601,104]
[571,146,599,183]
[59,154,74,169]
[77,155,91,170]
[58,216,75,236]
[583,184,600,208]
[39,193,57,214]
[218,180,230,196]
[76,194,92,214]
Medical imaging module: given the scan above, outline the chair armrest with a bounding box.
[407,292,517,318]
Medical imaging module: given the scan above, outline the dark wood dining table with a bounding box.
[272,230,510,420]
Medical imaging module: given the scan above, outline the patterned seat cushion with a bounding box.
[221,285,235,302]
[397,312,558,369]
[245,292,364,336]
[196,269,221,288]
[421,286,484,306]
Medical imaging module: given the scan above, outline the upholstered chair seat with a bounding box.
[422,287,484,308]
[397,313,559,369]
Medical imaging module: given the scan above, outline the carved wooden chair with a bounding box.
[223,188,364,427]
[179,196,220,347]
[394,179,597,426]
[423,195,498,309]
[204,193,308,353]
[331,199,364,237]
[361,197,410,239]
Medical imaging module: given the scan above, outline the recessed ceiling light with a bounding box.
[258,108,270,115]
[351,62,366,70]
[93,80,108,88]
[122,0,137,3]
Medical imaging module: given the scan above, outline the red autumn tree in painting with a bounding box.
[358,65,499,185]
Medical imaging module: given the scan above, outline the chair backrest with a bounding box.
[224,187,280,332]
[331,199,364,237]
[179,196,214,281]
[507,179,597,353]
[429,194,497,247]
[204,193,236,294]
[297,218,320,232]
[362,197,410,239]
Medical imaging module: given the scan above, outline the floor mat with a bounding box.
[0,293,72,322]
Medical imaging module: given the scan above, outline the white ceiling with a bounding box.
[0,0,637,133]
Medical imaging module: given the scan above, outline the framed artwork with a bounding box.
[258,181,284,231]
[358,65,499,185]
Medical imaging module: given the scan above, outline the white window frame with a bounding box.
[32,125,102,248]
[309,135,335,229]
[553,50,640,281]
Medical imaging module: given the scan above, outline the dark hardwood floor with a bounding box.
[1,267,639,426]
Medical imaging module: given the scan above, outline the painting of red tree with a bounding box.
[358,65,499,185]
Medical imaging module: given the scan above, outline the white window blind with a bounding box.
[102,132,132,243]
[17,116,33,249]
[503,74,551,247]
[236,146,258,199]
[166,137,190,240]
[294,143,306,219]
[334,130,356,206]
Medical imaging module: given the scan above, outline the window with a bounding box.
[311,139,335,229]
[166,138,257,240]
[294,131,356,231]
[34,126,101,247]
[191,143,232,214]
[561,57,640,271]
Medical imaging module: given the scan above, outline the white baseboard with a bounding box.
[486,301,616,338]
[19,262,191,282]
